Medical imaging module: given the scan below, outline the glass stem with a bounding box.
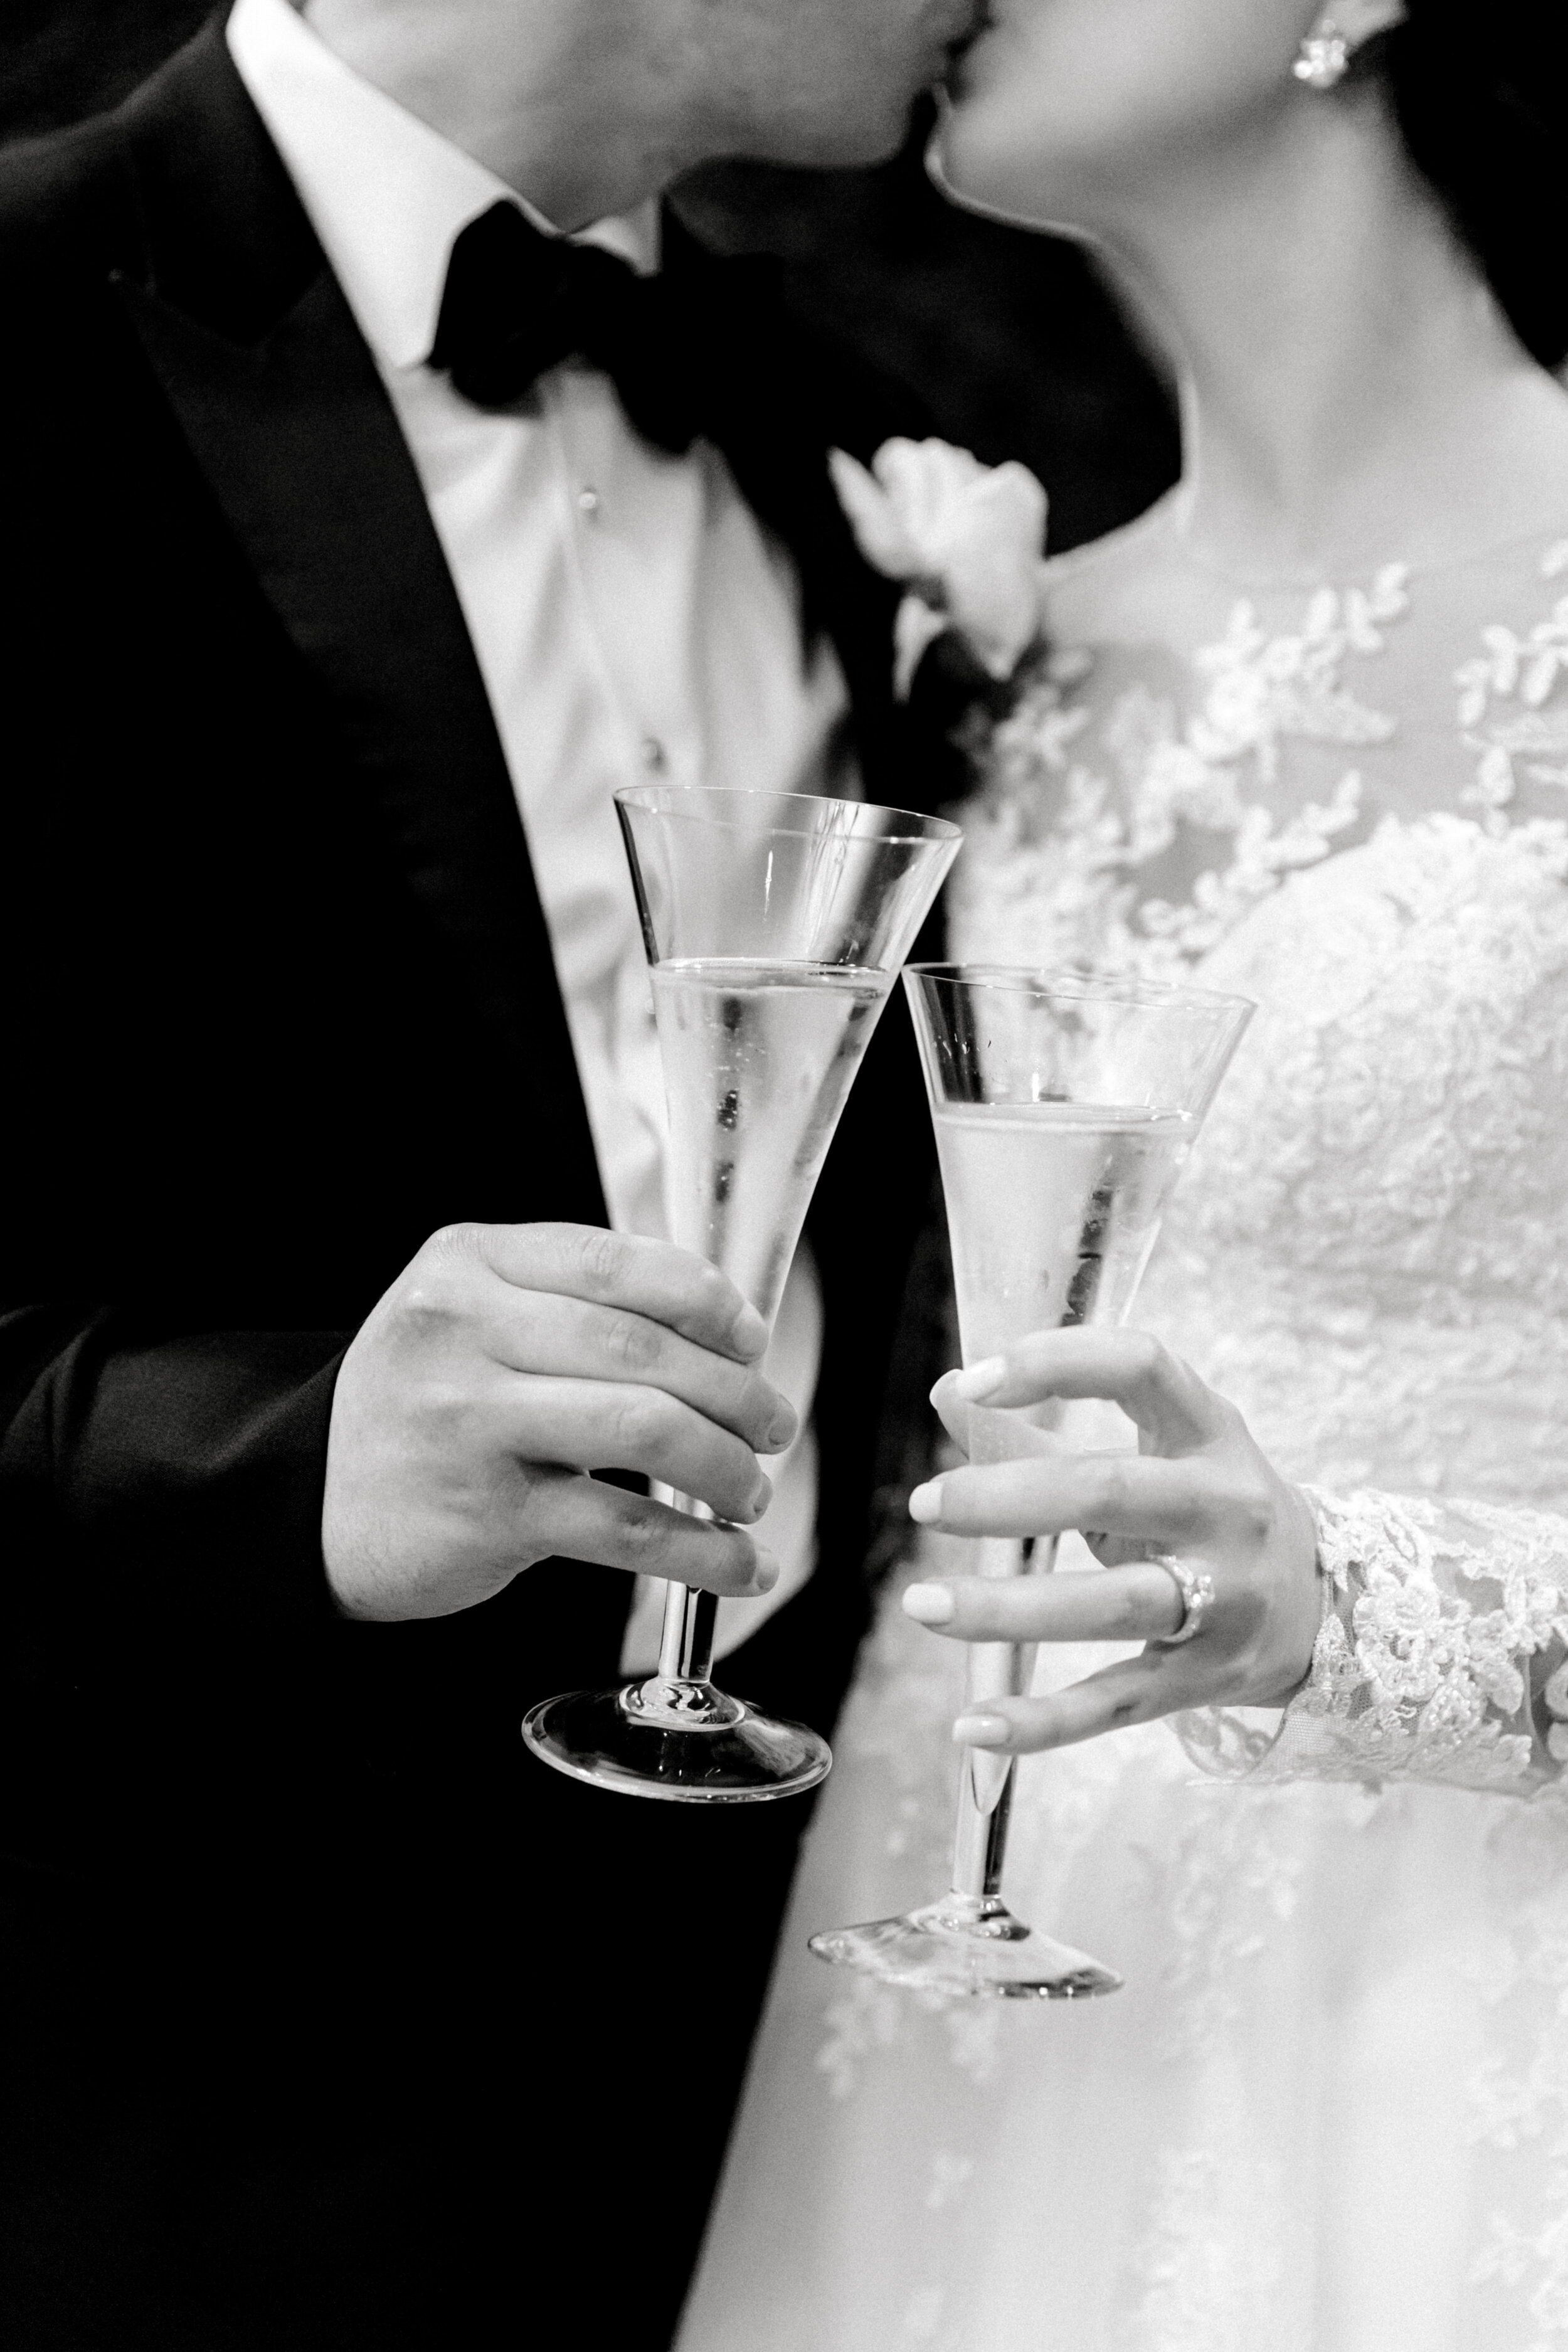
[951,1749,1017,1900]
[623,1497,745,1730]
[657,1579,718,1685]
[946,1532,1056,1907]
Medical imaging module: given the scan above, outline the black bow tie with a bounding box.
[428,199,711,454]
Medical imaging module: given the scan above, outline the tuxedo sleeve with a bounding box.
[0,1306,346,1632]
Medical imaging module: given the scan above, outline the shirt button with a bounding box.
[640,736,667,772]
[578,485,600,516]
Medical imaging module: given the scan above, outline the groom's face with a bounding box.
[687,0,986,167]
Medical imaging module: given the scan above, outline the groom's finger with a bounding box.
[485,1288,796,1454]
[951,1649,1205,1756]
[909,1449,1214,1542]
[467,1221,770,1361]
[904,1562,1185,1645]
[522,1468,780,1597]
[940,1330,1223,1451]
[509,1375,773,1525]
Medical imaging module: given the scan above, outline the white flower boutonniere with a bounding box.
[829,437,1049,699]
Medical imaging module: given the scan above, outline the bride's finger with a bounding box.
[942,1329,1222,1451]
[904,1563,1185,1644]
[909,1449,1214,1543]
[952,1648,1204,1756]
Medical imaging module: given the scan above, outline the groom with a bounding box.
[0,0,974,2343]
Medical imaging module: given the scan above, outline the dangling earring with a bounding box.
[1293,16,1351,89]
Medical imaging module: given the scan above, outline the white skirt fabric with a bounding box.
[678,1539,1568,2351]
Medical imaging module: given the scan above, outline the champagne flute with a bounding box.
[810,966,1253,1990]
[522,788,960,1804]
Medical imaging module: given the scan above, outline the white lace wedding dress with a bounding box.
[677,512,1568,2352]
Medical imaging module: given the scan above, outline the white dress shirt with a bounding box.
[228,0,849,1662]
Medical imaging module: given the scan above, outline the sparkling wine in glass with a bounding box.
[810,966,1253,1991]
[521,788,960,1804]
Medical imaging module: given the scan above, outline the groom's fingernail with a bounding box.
[744,1547,780,1596]
[953,1714,1009,1747]
[953,1357,1007,1403]
[729,1300,769,1359]
[903,1582,956,1626]
[765,1401,798,1451]
[908,1480,944,1525]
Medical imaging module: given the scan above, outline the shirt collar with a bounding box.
[226,0,660,374]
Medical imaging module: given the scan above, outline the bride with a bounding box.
[678,2,1568,2348]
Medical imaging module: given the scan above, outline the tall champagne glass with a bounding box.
[810,967,1253,1989]
[522,789,960,1804]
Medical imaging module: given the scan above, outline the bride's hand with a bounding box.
[903,1329,1322,1754]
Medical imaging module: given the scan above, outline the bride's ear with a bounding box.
[1294,1,1407,90]
[1332,0,1409,40]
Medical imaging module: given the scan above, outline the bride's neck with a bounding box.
[1089,88,1564,577]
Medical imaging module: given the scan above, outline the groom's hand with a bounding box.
[322,1222,797,1622]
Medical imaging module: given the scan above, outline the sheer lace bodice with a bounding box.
[678,515,1568,2352]
[953,519,1568,981]
[952,517,1568,1794]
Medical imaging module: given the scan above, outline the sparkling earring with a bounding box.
[1293,18,1351,89]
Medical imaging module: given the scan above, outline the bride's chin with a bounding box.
[928,105,1047,231]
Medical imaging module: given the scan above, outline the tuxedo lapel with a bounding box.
[110,23,607,1226]
[723,409,906,794]
[736,418,955,818]
[659,213,943,813]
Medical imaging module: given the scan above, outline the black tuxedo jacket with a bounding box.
[0,19,951,2348]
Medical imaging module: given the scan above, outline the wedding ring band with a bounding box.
[1151,1555,1215,1648]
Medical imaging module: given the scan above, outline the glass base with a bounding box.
[521,1681,832,1804]
[808,1893,1123,1999]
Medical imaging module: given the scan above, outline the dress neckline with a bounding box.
[1042,487,1568,603]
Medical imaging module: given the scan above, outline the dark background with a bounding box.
[0,0,1179,554]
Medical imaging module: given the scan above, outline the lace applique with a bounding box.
[1132,2134,1288,2352]
[954,566,1407,978]
[958,546,1568,981]
[1189,569,1407,771]
[1179,1487,1568,1794]
[1462,1791,1568,2342]
[817,1972,1005,2100]
[1456,539,1568,820]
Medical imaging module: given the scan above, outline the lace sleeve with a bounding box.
[1177,1488,1568,1794]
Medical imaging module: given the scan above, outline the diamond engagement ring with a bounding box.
[1151,1556,1216,1648]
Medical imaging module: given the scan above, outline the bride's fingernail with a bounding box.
[953,1357,1007,1403]
[908,1479,945,1525]
[903,1582,955,1625]
[953,1714,1009,1747]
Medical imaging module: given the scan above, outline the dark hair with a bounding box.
[1383,2,1568,369]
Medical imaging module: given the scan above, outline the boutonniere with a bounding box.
[829,437,1050,702]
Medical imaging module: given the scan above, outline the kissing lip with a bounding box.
[939,0,995,75]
